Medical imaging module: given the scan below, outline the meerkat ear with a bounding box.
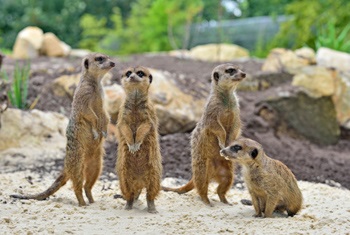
[84,58,89,69]
[213,72,219,82]
[149,74,153,84]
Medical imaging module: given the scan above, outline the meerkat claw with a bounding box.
[101,131,107,138]
[92,129,99,140]
[128,143,141,154]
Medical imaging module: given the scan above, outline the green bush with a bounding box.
[315,21,350,52]
[271,0,350,51]
[2,63,30,109]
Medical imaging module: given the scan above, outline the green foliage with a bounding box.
[239,0,294,18]
[79,14,108,51]
[271,0,350,50]
[2,63,31,109]
[315,21,350,52]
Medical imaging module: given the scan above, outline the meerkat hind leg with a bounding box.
[84,149,103,203]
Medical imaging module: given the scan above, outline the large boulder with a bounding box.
[0,109,68,151]
[12,26,44,59]
[258,88,340,145]
[332,72,350,129]
[292,66,335,98]
[104,69,206,135]
[0,109,68,165]
[317,47,350,72]
[189,43,249,62]
[41,32,71,57]
[51,74,80,98]
[262,48,315,74]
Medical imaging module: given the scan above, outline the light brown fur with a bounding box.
[162,64,246,206]
[11,53,115,206]
[116,66,162,213]
[220,138,303,218]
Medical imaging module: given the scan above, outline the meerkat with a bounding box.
[0,94,8,129]
[11,53,115,206]
[116,66,162,213]
[220,138,303,218]
[162,64,246,206]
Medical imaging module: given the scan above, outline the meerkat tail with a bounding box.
[10,172,69,200]
[162,178,194,194]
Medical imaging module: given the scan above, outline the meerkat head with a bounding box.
[211,64,246,89]
[82,53,115,79]
[220,138,263,164]
[121,66,153,91]
[0,94,8,113]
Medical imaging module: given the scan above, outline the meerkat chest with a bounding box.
[218,110,236,128]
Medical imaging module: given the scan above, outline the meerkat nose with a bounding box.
[241,72,246,78]
[110,62,115,67]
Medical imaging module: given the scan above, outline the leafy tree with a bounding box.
[79,14,108,51]
[271,0,350,50]
[239,0,293,18]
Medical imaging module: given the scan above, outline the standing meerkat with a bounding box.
[11,53,115,206]
[116,66,162,213]
[162,64,246,206]
[220,138,303,218]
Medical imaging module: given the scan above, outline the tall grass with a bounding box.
[2,62,31,109]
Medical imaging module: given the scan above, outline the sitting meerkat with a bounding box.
[220,138,302,218]
[11,53,115,206]
[116,66,162,213]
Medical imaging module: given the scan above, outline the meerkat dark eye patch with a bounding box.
[230,145,242,152]
[95,56,104,62]
[251,149,258,159]
[225,68,237,74]
[149,74,153,83]
[84,58,89,69]
[137,71,145,77]
[126,71,132,77]
[213,72,219,81]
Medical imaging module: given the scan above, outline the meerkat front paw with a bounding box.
[92,129,99,140]
[127,142,141,154]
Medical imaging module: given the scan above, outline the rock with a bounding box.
[189,43,249,62]
[0,108,68,150]
[332,72,350,129]
[246,71,293,91]
[104,84,126,124]
[12,26,44,59]
[104,69,206,134]
[316,47,350,72]
[295,47,316,64]
[69,49,91,58]
[168,50,191,59]
[292,66,335,98]
[41,33,70,57]
[259,88,340,145]
[262,48,311,74]
[51,74,80,97]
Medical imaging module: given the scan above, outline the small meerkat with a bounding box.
[162,64,246,206]
[11,53,115,206]
[220,138,303,218]
[116,66,162,213]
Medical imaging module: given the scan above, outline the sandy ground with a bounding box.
[1,172,349,235]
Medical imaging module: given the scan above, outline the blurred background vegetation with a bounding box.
[0,0,349,57]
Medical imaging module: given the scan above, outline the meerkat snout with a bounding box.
[110,61,115,67]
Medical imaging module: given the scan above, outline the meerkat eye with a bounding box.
[137,71,145,77]
[225,68,237,74]
[251,149,258,159]
[95,56,104,62]
[126,71,132,77]
[230,145,242,152]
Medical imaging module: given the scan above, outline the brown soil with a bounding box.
[2,54,350,189]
